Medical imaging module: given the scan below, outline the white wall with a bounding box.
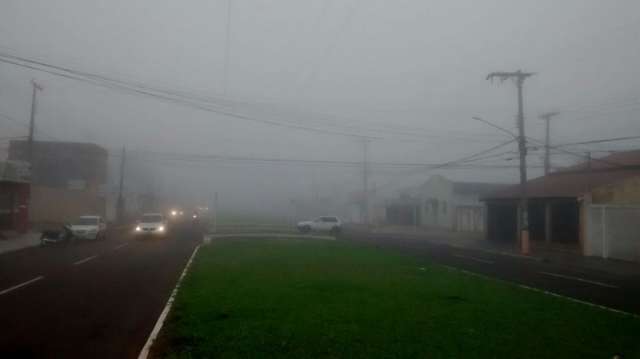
[586,204,640,262]
[416,175,454,228]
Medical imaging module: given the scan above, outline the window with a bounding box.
[321,217,338,222]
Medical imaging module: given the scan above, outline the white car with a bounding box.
[297,216,342,234]
[69,215,107,240]
[135,213,168,237]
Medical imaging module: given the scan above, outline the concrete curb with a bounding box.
[207,233,336,241]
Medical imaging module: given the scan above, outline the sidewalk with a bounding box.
[356,225,640,277]
[0,231,41,255]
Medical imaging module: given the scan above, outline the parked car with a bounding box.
[68,215,107,240]
[135,213,168,237]
[40,224,75,245]
[296,216,342,234]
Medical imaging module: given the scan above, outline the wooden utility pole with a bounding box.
[540,112,559,175]
[487,70,535,254]
[223,0,232,95]
[116,146,126,223]
[27,80,43,167]
[213,191,218,233]
[362,138,369,225]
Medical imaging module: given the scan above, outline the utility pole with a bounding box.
[487,70,535,254]
[116,146,126,223]
[212,191,218,233]
[27,80,43,167]
[223,0,232,96]
[362,138,369,226]
[540,112,559,175]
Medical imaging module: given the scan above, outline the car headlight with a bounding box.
[158,226,165,232]
[171,210,177,216]
[135,226,141,232]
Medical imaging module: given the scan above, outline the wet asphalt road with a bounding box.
[0,224,200,359]
[343,230,640,316]
[1,225,639,358]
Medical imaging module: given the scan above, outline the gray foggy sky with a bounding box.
[1,0,639,213]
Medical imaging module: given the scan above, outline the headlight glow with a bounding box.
[171,210,177,216]
[135,226,141,232]
[158,226,165,232]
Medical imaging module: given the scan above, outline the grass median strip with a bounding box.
[154,238,640,358]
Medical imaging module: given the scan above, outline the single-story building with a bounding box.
[483,150,640,262]
[0,161,30,233]
[386,175,509,232]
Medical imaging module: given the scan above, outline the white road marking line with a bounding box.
[73,255,98,266]
[453,254,494,264]
[113,243,129,251]
[539,271,618,289]
[440,265,638,319]
[138,244,201,359]
[0,276,45,296]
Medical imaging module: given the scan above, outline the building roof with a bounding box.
[483,150,640,200]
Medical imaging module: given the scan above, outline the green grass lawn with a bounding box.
[155,238,640,358]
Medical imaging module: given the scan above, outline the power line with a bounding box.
[0,53,379,139]
[373,139,518,191]
[293,0,361,96]
[526,135,626,169]
[122,156,535,170]
[0,51,510,145]
[553,135,640,148]
[1,51,496,144]
[107,144,526,170]
[0,54,454,143]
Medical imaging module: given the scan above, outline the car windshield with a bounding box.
[141,215,163,223]
[74,217,98,225]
